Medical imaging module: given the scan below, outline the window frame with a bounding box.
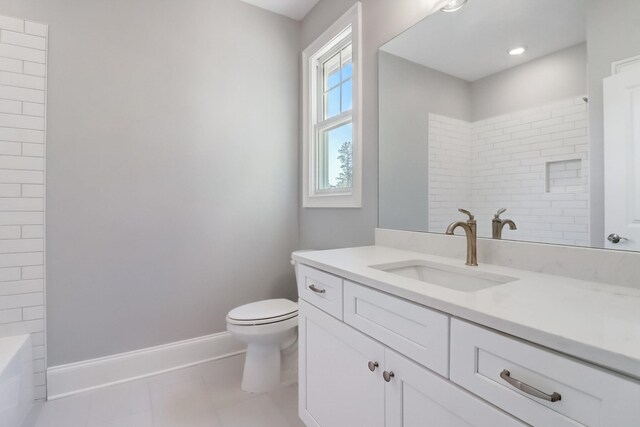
[302,2,362,208]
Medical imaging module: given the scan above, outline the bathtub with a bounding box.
[0,335,33,427]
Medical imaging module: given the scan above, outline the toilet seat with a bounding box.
[227,298,298,326]
[227,312,298,326]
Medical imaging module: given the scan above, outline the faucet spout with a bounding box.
[445,209,478,266]
[445,221,469,236]
[492,208,517,239]
[503,219,517,230]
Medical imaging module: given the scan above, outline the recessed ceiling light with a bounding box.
[509,46,527,56]
[441,0,468,13]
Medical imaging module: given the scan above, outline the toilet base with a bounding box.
[226,308,298,393]
[241,343,282,393]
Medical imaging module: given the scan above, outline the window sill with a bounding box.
[303,193,361,208]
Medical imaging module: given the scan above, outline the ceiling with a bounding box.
[238,0,320,20]
[380,0,586,82]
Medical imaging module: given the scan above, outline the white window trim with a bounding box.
[302,2,362,208]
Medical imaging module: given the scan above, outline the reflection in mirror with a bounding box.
[379,0,640,251]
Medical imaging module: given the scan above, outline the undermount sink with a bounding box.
[369,260,517,292]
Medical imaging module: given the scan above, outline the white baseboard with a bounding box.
[46,332,246,400]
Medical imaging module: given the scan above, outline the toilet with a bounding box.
[226,298,298,393]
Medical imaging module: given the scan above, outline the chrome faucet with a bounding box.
[445,209,478,266]
[492,208,517,240]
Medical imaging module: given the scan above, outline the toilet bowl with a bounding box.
[226,298,298,393]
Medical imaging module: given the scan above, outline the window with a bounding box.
[302,3,361,207]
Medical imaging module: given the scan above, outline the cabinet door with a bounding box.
[385,349,525,427]
[299,300,385,427]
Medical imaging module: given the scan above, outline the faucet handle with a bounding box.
[495,208,507,219]
[458,208,475,221]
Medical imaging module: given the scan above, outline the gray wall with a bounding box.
[471,43,588,121]
[0,0,300,365]
[586,0,640,247]
[300,0,446,250]
[379,52,470,231]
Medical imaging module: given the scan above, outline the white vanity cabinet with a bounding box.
[297,265,524,427]
[296,263,640,427]
[299,300,524,427]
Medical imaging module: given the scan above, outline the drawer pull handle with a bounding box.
[368,361,379,372]
[500,370,561,403]
[308,284,326,294]
[383,371,395,382]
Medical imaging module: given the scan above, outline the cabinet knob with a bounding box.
[607,233,628,244]
[367,361,379,372]
[383,371,395,382]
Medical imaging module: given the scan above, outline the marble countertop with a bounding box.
[292,245,640,380]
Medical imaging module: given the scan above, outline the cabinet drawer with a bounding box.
[450,319,640,427]
[343,281,449,377]
[296,264,343,320]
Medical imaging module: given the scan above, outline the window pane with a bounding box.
[323,52,341,91]
[341,44,352,80]
[317,122,353,191]
[341,79,352,112]
[327,68,340,90]
[325,86,341,119]
[341,62,353,80]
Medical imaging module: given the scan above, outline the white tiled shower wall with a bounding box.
[0,14,47,399]
[428,115,472,232]
[429,96,590,246]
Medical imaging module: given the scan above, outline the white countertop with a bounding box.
[292,245,640,380]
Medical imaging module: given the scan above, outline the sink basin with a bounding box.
[369,260,517,292]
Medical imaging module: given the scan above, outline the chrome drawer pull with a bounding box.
[368,361,379,372]
[383,371,395,382]
[308,284,326,294]
[500,370,561,402]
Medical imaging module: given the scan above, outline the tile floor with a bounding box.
[25,354,304,427]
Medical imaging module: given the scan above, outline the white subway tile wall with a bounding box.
[0,14,47,400]
[429,96,590,246]
[428,115,473,232]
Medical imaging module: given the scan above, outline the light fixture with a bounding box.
[441,0,468,13]
[509,46,527,56]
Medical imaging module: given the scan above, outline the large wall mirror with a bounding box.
[379,0,640,251]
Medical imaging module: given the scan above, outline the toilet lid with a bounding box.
[227,299,298,322]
